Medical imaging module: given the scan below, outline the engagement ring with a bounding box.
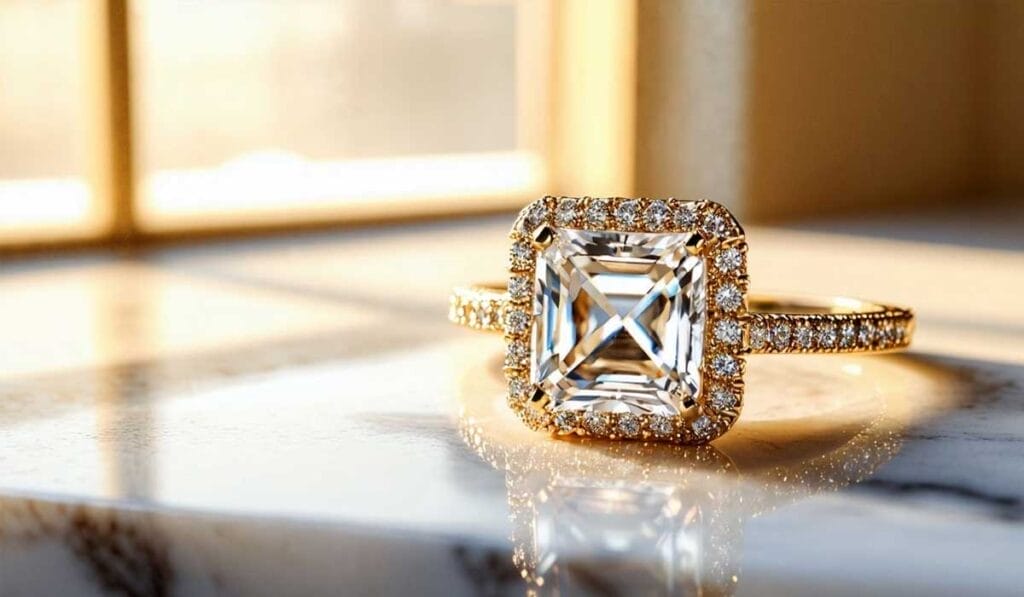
[449,197,914,444]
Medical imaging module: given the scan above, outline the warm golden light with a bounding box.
[138,150,544,231]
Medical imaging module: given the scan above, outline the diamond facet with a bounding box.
[858,322,875,346]
[714,247,743,272]
[692,415,712,436]
[795,325,814,349]
[750,322,768,349]
[714,319,742,345]
[643,200,670,229]
[505,339,528,367]
[586,199,609,227]
[553,411,577,433]
[583,412,607,434]
[508,377,529,402]
[509,241,533,270]
[711,354,739,377]
[818,323,838,347]
[702,213,728,238]
[673,204,697,229]
[617,413,641,437]
[715,283,743,312]
[615,200,640,228]
[532,228,706,419]
[648,415,674,437]
[521,202,549,232]
[508,275,532,302]
[555,198,580,227]
[770,322,792,349]
[840,322,856,347]
[710,386,737,410]
[505,308,530,335]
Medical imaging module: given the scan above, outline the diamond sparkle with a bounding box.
[673,204,697,229]
[648,415,674,437]
[586,199,610,227]
[555,198,580,227]
[714,283,742,311]
[644,200,670,229]
[508,275,532,302]
[617,413,641,437]
[532,228,706,418]
[615,200,640,228]
[714,319,742,345]
[714,247,742,272]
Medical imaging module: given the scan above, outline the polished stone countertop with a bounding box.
[0,214,1021,596]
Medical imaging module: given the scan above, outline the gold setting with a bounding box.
[448,196,915,445]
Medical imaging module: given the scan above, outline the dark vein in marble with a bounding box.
[854,478,1023,522]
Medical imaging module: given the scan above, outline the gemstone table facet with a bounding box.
[532,229,705,417]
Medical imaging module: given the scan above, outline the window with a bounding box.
[0,0,636,250]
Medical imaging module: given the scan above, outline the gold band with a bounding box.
[448,284,914,354]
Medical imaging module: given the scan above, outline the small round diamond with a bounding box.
[795,325,814,349]
[673,204,697,229]
[508,377,530,402]
[770,322,792,349]
[818,323,838,348]
[858,322,875,346]
[749,322,769,350]
[715,284,743,312]
[555,198,580,227]
[894,322,907,342]
[617,413,641,437]
[643,200,670,229]
[714,247,743,272]
[714,319,743,345]
[509,241,533,270]
[522,408,548,430]
[505,309,530,335]
[840,322,856,347]
[508,276,532,301]
[710,386,737,410]
[586,199,610,227]
[474,305,492,328]
[583,412,607,434]
[615,200,641,228]
[711,354,739,377]
[702,213,729,238]
[648,415,674,438]
[505,339,528,367]
[554,411,578,433]
[883,322,899,344]
[691,415,712,436]
[520,201,549,232]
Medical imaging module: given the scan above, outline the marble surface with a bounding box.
[0,215,1022,596]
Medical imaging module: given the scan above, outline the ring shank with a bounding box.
[448,285,914,354]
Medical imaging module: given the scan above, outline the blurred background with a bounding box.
[2,0,1021,252]
[2,3,1023,595]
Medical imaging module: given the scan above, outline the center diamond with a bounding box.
[532,228,705,416]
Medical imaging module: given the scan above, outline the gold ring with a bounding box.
[448,197,915,444]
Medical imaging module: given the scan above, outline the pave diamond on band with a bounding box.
[449,287,914,354]
[448,196,915,445]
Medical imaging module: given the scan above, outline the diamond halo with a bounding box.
[502,197,748,444]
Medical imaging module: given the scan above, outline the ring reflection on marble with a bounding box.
[449,197,915,444]
[455,362,904,596]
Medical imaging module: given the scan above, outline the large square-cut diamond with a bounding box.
[532,229,705,416]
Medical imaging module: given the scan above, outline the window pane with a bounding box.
[132,0,543,230]
[0,0,97,244]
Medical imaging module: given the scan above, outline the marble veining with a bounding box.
[1,217,1022,596]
